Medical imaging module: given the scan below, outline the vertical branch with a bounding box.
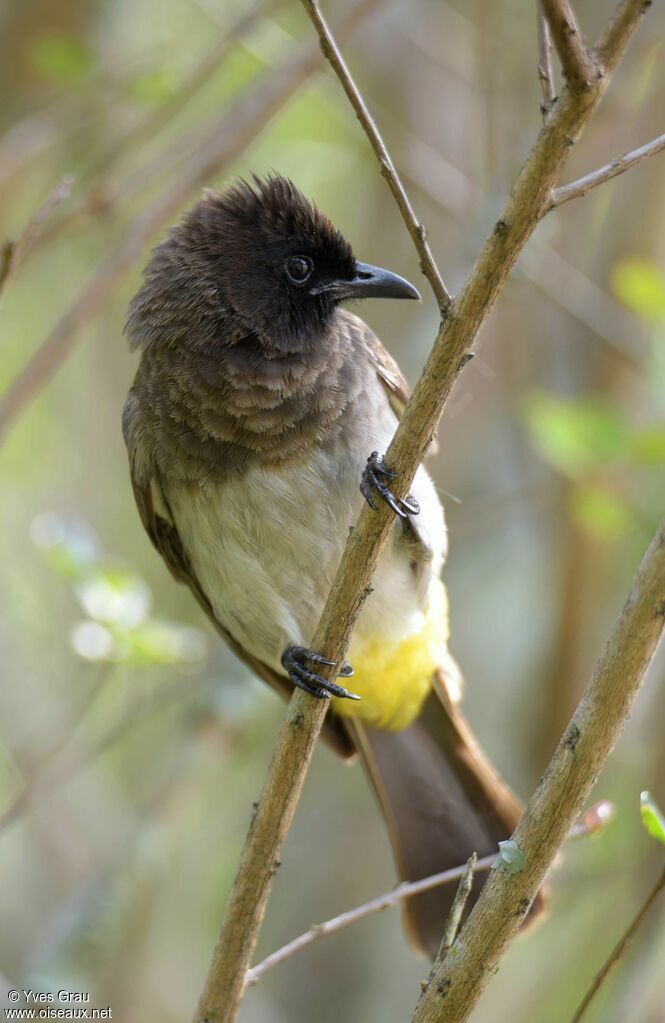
[540,0,596,91]
[420,854,477,1002]
[537,4,556,112]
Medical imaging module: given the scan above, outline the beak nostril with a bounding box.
[341,261,420,301]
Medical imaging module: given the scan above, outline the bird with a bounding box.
[122,173,541,957]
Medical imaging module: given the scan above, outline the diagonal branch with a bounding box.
[548,132,665,209]
[244,800,613,989]
[540,0,596,92]
[191,1,652,1021]
[570,865,665,1023]
[412,518,665,1023]
[301,0,452,314]
[246,854,495,989]
[0,176,73,299]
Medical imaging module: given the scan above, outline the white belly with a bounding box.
[166,435,446,675]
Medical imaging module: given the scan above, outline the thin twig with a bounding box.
[398,126,646,363]
[0,0,380,446]
[540,0,596,92]
[549,132,665,209]
[300,0,452,314]
[420,854,477,1001]
[245,855,489,990]
[438,853,477,956]
[0,244,13,296]
[192,0,652,1019]
[246,853,492,990]
[245,802,612,988]
[570,865,665,1023]
[0,176,73,299]
[537,4,557,112]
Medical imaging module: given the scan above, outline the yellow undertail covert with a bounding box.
[333,579,450,730]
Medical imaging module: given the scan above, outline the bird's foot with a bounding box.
[360,451,420,519]
[281,646,360,701]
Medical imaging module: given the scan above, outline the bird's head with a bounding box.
[127,174,420,354]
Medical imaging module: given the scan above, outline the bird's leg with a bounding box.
[360,451,420,519]
[281,646,360,701]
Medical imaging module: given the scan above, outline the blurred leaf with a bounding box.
[612,258,665,325]
[70,621,116,661]
[121,620,207,665]
[70,618,207,665]
[127,66,179,105]
[494,840,527,876]
[524,393,628,476]
[74,570,151,628]
[30,31,93,86]
[628,426,665,464]
[34,514,207,666]
[569,484,632,541]
[577,800,616,837]
[640,791,665,845]
[30,514,99,580]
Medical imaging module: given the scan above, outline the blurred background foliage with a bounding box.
[0,0,664,1020]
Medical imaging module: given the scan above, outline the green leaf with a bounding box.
[612,258,665,325]
[629,426,665,465]
[69,618,207,665]
[640,791,665,845]
[69,621,115,662]
[30,513,99,580]
[523,393,627,476]
[493,840,527,876]
[30,31,93,86]
[127,67,178,105]
[569,484,632,541]
[74,570,151,628]
[122,620,207,665]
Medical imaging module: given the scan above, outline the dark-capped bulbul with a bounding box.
[122,175,541,956]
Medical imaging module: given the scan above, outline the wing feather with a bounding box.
[345,313,437,571]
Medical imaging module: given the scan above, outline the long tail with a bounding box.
[344,665,544,958]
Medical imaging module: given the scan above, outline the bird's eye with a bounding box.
[285,255,314,285]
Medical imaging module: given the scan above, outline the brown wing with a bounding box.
[344,312,437,575]
[346,310,439,454]
[130,471,354,758]
[359,318,411,421]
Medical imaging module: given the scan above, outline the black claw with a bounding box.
[281,646,360,701]
[301,650,337,668]
[360,451,420,519]
[359,478,378,512]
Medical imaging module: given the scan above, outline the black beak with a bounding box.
[334,261,421,302]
